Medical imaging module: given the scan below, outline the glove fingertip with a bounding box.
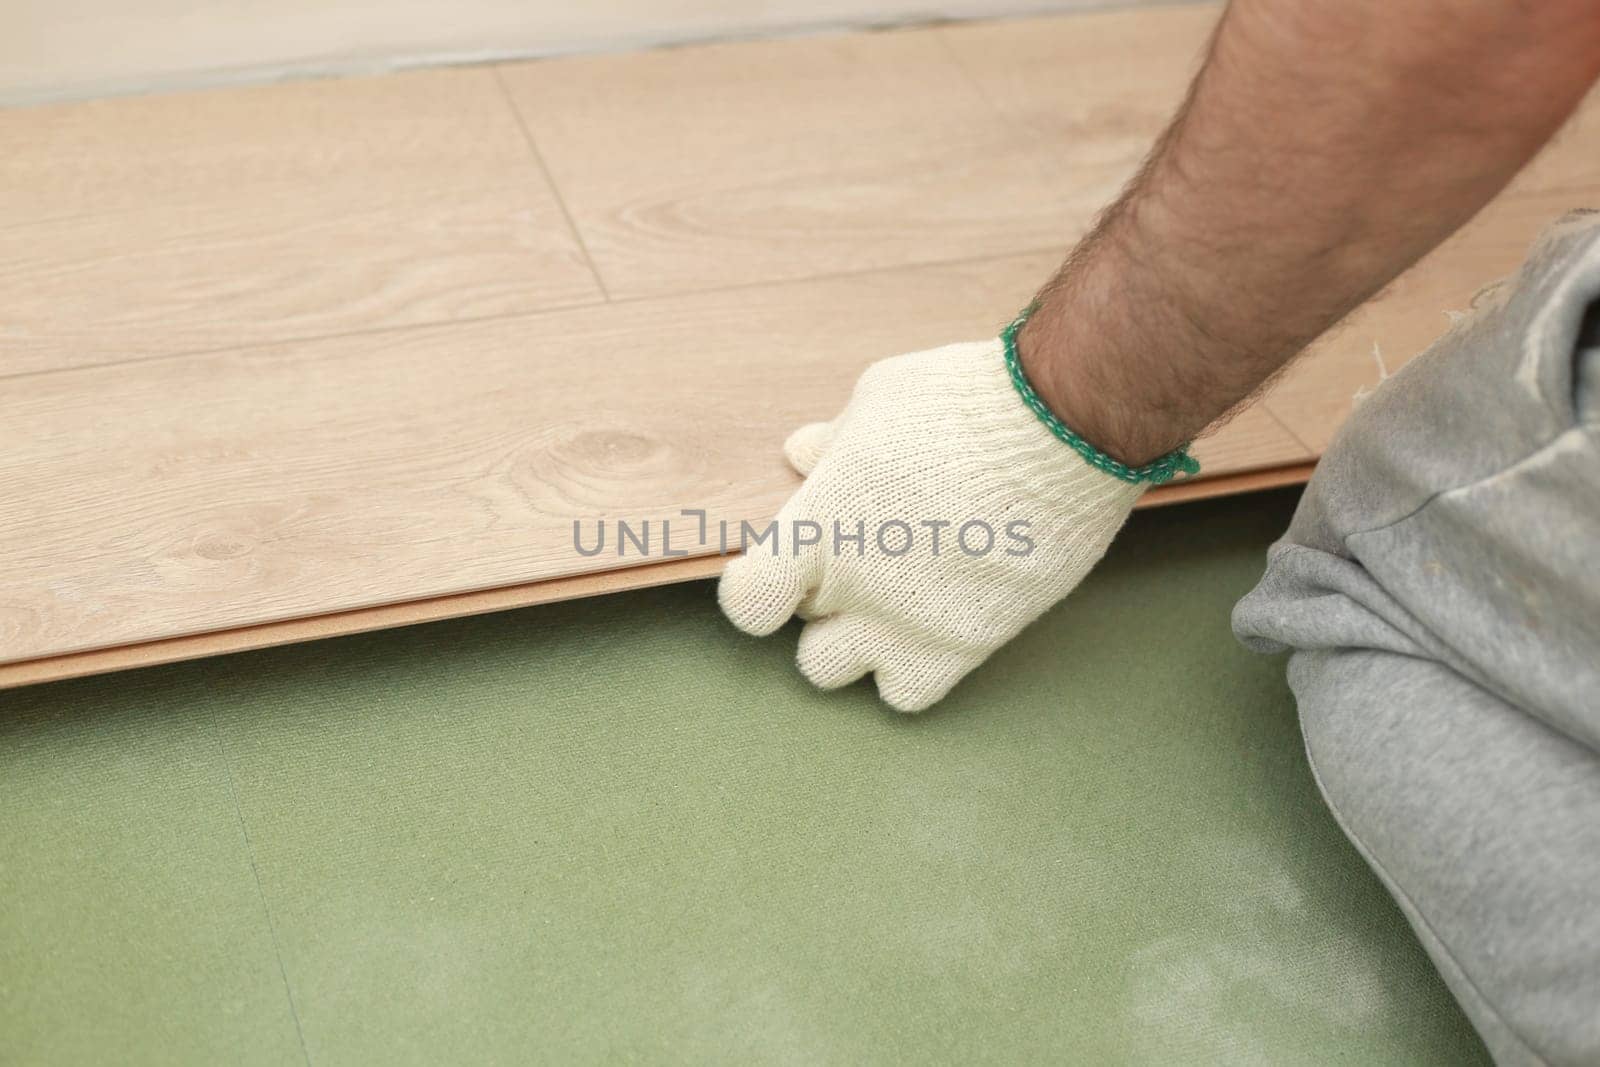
[782,421,836,477]
[796,615,874,690]
[718,554,805,637]
[875,653,980,714]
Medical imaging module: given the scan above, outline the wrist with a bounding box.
[1002,311,1198,486]
[1015,223,1204,468]
[1016,317,1166,468]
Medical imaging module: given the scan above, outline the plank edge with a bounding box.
[0,461,1314,690]
[1138,461,1316,508]
[0,553,725,690]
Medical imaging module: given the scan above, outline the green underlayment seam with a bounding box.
[0,490,1488,1065]
[213,713,313,1067]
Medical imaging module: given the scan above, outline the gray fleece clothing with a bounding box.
[1234,210,1600,1065]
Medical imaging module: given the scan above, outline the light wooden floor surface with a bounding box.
[3,3,1596,682]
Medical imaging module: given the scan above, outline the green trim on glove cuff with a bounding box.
[1001,307,1200,486]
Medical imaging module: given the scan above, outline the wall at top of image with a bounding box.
[3,0,1184,106]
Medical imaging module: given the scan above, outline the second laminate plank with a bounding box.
[0,66,603,376]
[0,459,1317,691]
[498,29,1076,300]
[1,186,601,376]
[0,68,541,227]
[0,251,1307,664]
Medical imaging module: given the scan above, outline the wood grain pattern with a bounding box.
[496,30,1079,299]
[940,4,1218,208]
[1,67,538,225]
[0,251,1306,665]
[0,67,601,375]
[1,186,600,375]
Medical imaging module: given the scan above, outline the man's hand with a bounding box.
[720,0,1600,711]
[718,337,1168,712]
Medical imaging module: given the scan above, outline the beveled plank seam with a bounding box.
[491,66,613,302]
[930,24,1082,202]
[212,719,313,1067]
[0,246,1067,386]
[1260,396,1324,457]
[1254,400,1319,458]
[0,174,568,237]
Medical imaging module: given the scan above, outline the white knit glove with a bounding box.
[718,323,1196,712]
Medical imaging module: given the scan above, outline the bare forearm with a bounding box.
[1020,0,1600,466]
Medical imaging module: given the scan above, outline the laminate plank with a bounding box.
[1509,81,1600,200]
[0,68,540,226]
[0,554,728,690]
[940,5,1219,205]
[496,30,1078,300]
[1,186,599,376]
[0,67,601,375]
[0,251,1306,665]
[1187,405,1310,475]
[0,461,1316,690]
[1142,462,1316,509]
